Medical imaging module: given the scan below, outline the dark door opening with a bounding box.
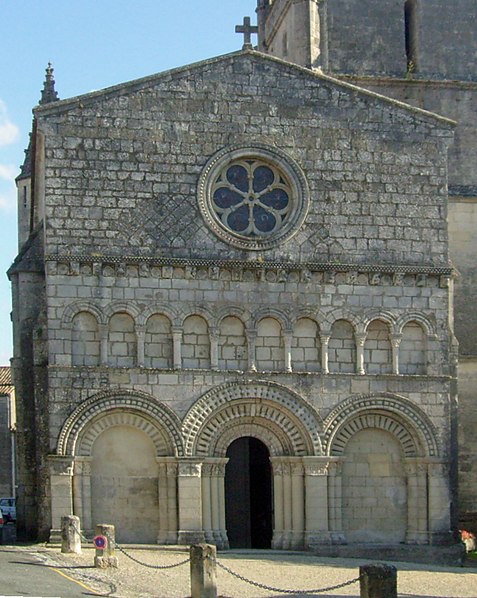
[225,437,273,549]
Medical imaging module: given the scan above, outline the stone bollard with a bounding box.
[61,515,82,554]
[190,544,217,598]
[360,563,397,598]
[94,524,118,568]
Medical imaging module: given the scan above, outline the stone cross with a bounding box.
[235,16,258,50]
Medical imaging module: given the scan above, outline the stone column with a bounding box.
[72,457,93,537]
[290,458,305,549]
[246,330,257,372]
[282,461,292,549]
[405,458,428,544]
[201,462,214,544]
[283,330,293,373]
[211,459,229,549]
[177,459,205,545]
[209,328,219,370]
[48,455,74,542]
[271,458,285,549]
[157,458,178,544]
[172,326,182,370]
[136,325,145,367]
[320,333,330,374]
[390,334,402,375]
[355,333,366,375]
[327,457,346,544]
[427,459,452,544]
[303,457,333,548]
[99,323,108,365]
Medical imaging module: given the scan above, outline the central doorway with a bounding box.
[224,437,273,548]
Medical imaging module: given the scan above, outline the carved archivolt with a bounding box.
[56,389,184,457]
[323,392,440,457]
[182,380,323,457]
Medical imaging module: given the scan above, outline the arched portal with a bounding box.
[225,437,273,549]
[91,424,159,543]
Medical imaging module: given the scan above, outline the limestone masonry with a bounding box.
[9,0,475,549]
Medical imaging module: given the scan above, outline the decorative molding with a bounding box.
[45,254,453,288]
[56,389,184,457]
[182,380,323,457]
[323,392,440,457]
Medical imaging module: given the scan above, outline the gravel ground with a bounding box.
[14,544,477,598]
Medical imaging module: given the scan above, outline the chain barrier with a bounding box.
[114,543,191,570]
[72,523,190,570]
[216,558,361,595]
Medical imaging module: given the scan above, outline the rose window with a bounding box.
[211,160,292,237]
[198,145,309,250]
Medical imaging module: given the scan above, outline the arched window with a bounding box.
[400,321,426,374]
[256,317,284,371]
[292,317,321,372]
[218,316,247,371]
[144,314,173,369]
[364,320,392,375]
[182,315,210,369]
[329,319,355,373]
[72,311,100,366]
[108,313,136,367]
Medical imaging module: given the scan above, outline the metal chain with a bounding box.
[71,522,190,570]
[217,559,361,595]
[114,543,191,570]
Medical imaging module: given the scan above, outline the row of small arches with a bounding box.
[69,309,432,375]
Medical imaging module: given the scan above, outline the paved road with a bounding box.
[0,546,102,597]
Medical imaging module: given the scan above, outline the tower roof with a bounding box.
[39,62,59,105]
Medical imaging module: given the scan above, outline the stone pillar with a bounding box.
[136,325,145,367]
[320,333,330,374]
[157,458,178,544]
[290,458,305,549]
[271,458,285,549]
[201,462,214,544]
[405,458,428,544]
[61,515,82,554]
[190,544,217,598]
[246,330,257,371]
[359,563,397,598]
[282,461,292,549]
[177,459,205,545]
[94,523,118,568]
[283,330,293,373]
[209,459,228,549]
[172,326,182,370]
[355,333,366,375]
[99,323,108,365]
[166,460,178,544]
[48,455,74,542]
[427,459,452,544]
[303,457,333,548]
[390,334,402,375]
[209,328,219,370]
[73,457,93,537]
[327,457,346,544]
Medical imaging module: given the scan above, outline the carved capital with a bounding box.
[48,455,74,476]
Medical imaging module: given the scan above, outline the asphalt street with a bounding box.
[0,546,102,597]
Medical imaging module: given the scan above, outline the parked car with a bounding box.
[0,498,15,523]
[0,507,4,526]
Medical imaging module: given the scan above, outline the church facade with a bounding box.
[10,0,473,549]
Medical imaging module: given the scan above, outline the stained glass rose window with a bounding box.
[198,146,309,250]
[211,160,291,237]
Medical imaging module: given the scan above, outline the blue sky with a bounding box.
[0,0,257,364]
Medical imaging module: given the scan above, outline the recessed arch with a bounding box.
[323,392,440,457]
[57,389,184,457]
[182,381,322,457]
[61,301,106,326]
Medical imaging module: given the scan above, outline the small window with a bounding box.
[405,0,418,73]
